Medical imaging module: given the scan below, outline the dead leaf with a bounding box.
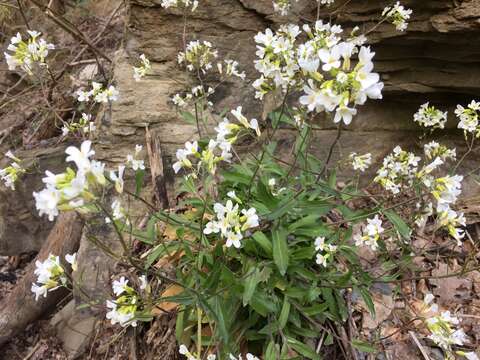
[151,285,184,316]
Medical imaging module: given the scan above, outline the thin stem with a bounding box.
[316,124,342,181]
[247,88,290,197]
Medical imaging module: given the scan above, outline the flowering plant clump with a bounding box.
[8,2,480,359]
[0,150,26,190]
[4,30,54,74]
[382,1,413,31]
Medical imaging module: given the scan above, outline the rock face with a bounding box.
[0,146,68,255]
[99,0,479,193]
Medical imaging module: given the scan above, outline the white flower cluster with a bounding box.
[416,142,456,183]
[173,107,260,175]
[33,141,144,222]
[0,150,25,190]
[456,100,480,137]
[126,144,146,171]
[382,1,413,32]
[178,40,218,74]
[133,54,151,82]
[423,141,456,162]
[76,81,119,103]
[160,0,198,12]
[172,84,215,108]
[314,236,337,267]
[431,175,466,244]
[31,253,77,301]
[354,215,384,251]
[349,152,372,172]
[106,275,148,327]
[374,146,420,194]
[4,31,55,75]
[62,113,96,137]
[272,0,294,15]
[413,102,448,129]
[422,294,478,359]
[253,22,383,126]
[33,141,104,221]
[218,59,246,80]
[204,200,259,248]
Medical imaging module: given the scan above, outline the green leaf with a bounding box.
[252,231,273,256]
[322,288,340,321]
[265,195,296,221]
[272,226,289,275]
[179,110,196,124]
[278,297,290,329]
[358,287,376,318]
[212,296,229,343]
[351,339,376,353]
[384,210,411,240]
[135,169,145,196]
[265,340,278,360]
[243,268,261,306]
[286,337,321,360]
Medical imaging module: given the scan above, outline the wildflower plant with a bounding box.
[0,150,26,190]
[7,2,480,359]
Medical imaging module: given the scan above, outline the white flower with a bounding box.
[133,53,151,81]
[178,344,196,360]
[112,276,129,296]
[241,208,259,230]
[65,140,95,173]
[33,186,61,221]
[226,231,243,248]
[65,253,78,271]
[318,46,341,71]
[334,104,357,125]
[106,300,137,327]
[354,215,384,250]
[110,165,125,194]
[139,275,148,290]
[31,283,49,301]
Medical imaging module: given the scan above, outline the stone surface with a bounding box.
[0,145,68,256]
[50,300,97,359]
